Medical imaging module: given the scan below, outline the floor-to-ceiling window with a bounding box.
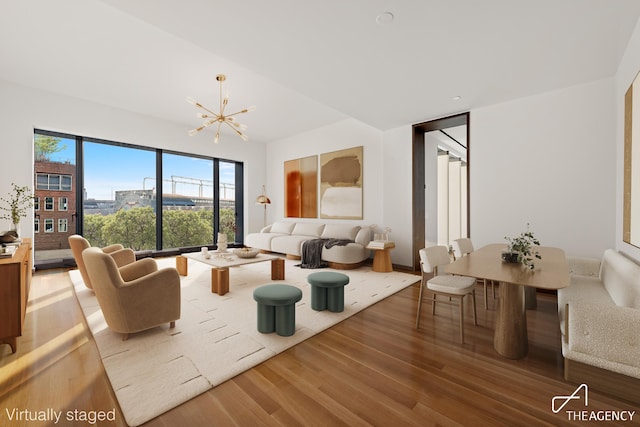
[33,131,77,264]
[219,160,239,242]
[161,152,213,249]
[33,130,244,268]
[83,140,157,251]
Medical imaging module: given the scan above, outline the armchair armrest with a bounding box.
[110,248,136,267]
[102,243,125,254]
[118,268,181,328]
[120,268,181,303]
[119,258,158,282]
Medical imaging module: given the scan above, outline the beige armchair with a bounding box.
[69,234,135,290]
[82,247,181,340]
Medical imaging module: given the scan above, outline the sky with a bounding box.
[46,136,236,201]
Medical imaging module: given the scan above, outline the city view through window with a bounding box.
[34,132,240,263]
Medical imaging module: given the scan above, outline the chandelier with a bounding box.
[187,74,255,143]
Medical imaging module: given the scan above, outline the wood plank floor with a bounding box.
[1,268,638,426]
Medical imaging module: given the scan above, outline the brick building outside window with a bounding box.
[34,160,76,251]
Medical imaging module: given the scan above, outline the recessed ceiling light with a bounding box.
[376,12,394,25]
[452,96,462,101]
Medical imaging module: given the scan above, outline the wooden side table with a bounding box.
[367,241,395,272]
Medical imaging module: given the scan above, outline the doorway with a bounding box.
[412,112,469,271]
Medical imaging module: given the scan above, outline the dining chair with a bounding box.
[452,238,496,309]
[416,246,477,343]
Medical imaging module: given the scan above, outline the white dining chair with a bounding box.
[452,238,496,309]
[416,246,477,343]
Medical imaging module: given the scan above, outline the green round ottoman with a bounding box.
[307,271,350,312]
[253,284,302,336]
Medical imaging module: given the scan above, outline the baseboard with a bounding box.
[564,358,640,405]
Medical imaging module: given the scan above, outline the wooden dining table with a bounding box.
[444,243,570,359]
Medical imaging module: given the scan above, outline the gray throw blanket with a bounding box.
[297,238,353,269]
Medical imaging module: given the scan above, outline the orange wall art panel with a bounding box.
[284,155,318,218]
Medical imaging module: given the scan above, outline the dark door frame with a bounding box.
[411,112,470,271]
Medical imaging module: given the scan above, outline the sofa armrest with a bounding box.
[567,301,640,369]
[567,256,601,278]
[355,227,372,246]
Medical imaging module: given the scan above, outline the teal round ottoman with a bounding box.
[253,284,302,336]
[307,272,350,312]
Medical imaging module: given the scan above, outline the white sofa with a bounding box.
[558,249,640,402]
[245,221,371,269]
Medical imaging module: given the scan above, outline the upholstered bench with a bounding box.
[253,284,302,336]
[307,271,350,312]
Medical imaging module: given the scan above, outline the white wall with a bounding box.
[471,78,616,259]
[0,80,267,239]
[616,16,640,262]
[381,126,413,267]
[265,117,384,231]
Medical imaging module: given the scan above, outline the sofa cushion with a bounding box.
[291,223,325,237]
[600,249,640,309]
[270,235,309,257]
[270,221,295,234]
[321,224,359,240]
[245,233,282,251]
[567,256,600,277]
[567,301,640,377]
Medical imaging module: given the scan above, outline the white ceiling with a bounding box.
[2,0,640,144]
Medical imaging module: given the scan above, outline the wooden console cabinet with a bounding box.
[0,238,32,353]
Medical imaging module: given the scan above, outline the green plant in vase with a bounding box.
[0,182,35,236]
[503,223,542,270]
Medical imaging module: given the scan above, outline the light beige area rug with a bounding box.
[70,256,419,426]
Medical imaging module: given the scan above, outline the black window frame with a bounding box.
[34,129,245,266]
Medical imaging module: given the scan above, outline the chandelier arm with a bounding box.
[223,121,247,140]
[225,109,250,118]
[199,105,221,118]
[223,120,241,133]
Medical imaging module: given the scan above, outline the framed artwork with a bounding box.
[624,71,640,248]
[320,146,363,219]
[284,155,317,218]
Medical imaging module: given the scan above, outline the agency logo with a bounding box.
[551,384,636,422]
[552,383,588,413]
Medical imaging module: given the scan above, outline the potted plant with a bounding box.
[503,224,542,270]
[0,182,35,237]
